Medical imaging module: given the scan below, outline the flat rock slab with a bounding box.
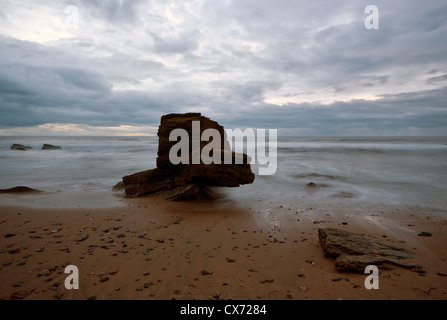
[0,186,42,193]
[318,228,423,273]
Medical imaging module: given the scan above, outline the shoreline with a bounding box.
[0,191,446,300]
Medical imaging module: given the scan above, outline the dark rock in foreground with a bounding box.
[167,184,214,201]
[10,144,32,151]
[122,168,181,197]
[318,228,423,273]
[41,144,61,150]
[0,186,42,193]
[122,113,255,200]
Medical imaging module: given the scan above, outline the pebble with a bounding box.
[8,248,21,254]
[201,270,213,276]
[332,277,343,282]
[99,276,109,283]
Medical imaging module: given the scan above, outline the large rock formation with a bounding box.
[318,228,423,273]
[122,113,255,200]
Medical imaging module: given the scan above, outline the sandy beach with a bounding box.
[1,191,446,300]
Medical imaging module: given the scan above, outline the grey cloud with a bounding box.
[76,0,146,26]
[427,74,447,84]
[150,30,200,55]
[1,1,447,136]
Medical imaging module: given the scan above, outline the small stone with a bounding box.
[4,234,17,238]
[87,296,97,300]
[8,248,21,254]
[299,286,307,292]
[12,283,22,287]
[136,287,143,292]
[55,293,64,300]
[201,270,213,276]
[332,277,343,282]
[99,276,109,283]
[417,232,432,237]
[77,234,89,242]
[260,279,274,284]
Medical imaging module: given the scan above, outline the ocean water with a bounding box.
[1,136,447,210]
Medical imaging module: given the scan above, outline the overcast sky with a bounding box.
[0,0,446,136]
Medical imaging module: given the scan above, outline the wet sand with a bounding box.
[0,193,446,300]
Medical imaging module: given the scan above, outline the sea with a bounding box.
[1,136,446,210]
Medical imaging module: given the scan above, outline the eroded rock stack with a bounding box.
[122,113,255,200]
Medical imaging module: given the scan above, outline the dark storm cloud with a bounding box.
[0,0,447,135]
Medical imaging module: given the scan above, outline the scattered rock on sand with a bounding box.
[201,270,213,276]
[417,231,432,237]
[318,228,423,273]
